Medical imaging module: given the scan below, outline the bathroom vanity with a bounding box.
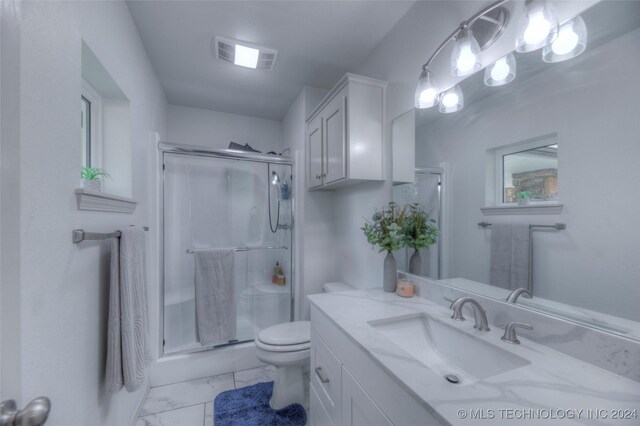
[308,288,640,425]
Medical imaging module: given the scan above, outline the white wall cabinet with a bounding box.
[310,305,443,426]
[306,74,386,190]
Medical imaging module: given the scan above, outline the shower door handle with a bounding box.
[1,397,50,426]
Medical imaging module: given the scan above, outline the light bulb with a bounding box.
[456,46,477,74]
[523,10,551,45]
[438,85,464,113]
[516,1,559,53]
[552,27,579,55]
[491,58,510,81]
[414,69,439,109]
[442,93,459,108]
[543,15,587,63]
[484,53,516,87]
[450,28,481,77]
[419,88,438,105]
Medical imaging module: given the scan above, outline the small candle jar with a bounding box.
[396,279,415,298]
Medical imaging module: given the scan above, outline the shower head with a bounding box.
[271,171,280,186]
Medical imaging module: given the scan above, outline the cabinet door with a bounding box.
[323,90,347,185]
[342,367,393,426]
[310,384,334,426]
[307,115,324,189]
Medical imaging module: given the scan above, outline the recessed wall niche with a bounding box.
[81,40,133,200]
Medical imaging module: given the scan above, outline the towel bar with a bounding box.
[72,227,149,244]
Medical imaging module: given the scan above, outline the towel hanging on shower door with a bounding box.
[194,248,237,345]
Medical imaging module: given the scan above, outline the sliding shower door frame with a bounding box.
[159,142,295,357]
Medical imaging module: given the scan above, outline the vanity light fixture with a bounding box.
[414,69,439,109]
[439,85,464,113]
[542,15,587,63]
[413,0,587,113]
[484,52,516,86]
[451,27,482,77]
[515,0,559,52]
[414,0,509,109]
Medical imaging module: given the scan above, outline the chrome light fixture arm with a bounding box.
[420,0,511,72]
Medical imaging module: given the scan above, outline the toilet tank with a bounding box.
[322,282,353,293]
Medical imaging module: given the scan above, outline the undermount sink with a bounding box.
[369,313,530,384]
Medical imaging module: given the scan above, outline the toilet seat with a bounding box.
[257,321,310,347]
[255,338,310,352]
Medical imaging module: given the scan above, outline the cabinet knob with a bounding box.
[315,175,321,180]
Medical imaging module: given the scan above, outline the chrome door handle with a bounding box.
[315,367,330,383]
[1,397,50,426]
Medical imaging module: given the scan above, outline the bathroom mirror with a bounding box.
[395,0,640,340]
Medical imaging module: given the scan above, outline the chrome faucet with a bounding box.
[506,288,532,304]
[501,322,534,344]
[450,297,490,331]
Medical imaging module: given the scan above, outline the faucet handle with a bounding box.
[501,322,533,344]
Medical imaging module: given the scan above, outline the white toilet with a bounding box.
[255,281,353,409]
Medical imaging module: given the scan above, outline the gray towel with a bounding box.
[489,224,530,290]
[194,249,236,345]
[106,228,150,392]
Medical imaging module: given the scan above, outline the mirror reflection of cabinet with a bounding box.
[306,74,386,190]
[391,109,415,184]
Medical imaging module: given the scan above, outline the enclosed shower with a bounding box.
[161,144,294,355]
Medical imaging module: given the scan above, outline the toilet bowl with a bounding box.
[255,281,353,409]
[255,321,311,409]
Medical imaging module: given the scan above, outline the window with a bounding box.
[493,135,558,205]
[81,79,102,168]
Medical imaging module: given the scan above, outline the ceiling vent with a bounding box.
[213,36,277,71]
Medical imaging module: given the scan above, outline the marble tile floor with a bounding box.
[136,365,310,426]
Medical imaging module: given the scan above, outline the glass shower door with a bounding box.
[163,153,293,355]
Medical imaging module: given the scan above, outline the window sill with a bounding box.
[480,203,563,215]
[75,188,138,214]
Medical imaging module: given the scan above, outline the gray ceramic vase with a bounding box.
[409,249,421,275]
[383,252,397,293]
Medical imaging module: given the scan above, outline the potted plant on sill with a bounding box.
[81,167,110,192]
[404,203,439,275]
[517,191,533,206]
[362,202,407,292]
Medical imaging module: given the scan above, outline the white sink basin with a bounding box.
[369,313,530,384]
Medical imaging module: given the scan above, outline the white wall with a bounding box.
[10,2,168,425]
[167,104,283,154]
[282,86,332,320]
[416,28,640,322]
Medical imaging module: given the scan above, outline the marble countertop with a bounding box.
[308,289,640,425]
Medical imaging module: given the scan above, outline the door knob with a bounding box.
[1,397,50,426]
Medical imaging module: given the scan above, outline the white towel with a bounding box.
[489,224,530,290]
[106,228,150,392]
[194,249,236,345]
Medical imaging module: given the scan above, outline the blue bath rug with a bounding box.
[214,381,307,426]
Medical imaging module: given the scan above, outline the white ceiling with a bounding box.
[127,1,415,121]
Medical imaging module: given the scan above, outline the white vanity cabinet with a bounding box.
[310,305,442,426]
[306,73,386,190]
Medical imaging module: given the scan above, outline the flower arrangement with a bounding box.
[404,203,439,250]
[362,202,439,253]
[361,202,407,254]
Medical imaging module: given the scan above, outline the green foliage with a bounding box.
[81,167,111,181]
[517,191,533,200]
[404,203,439,250]
[361,202,439,254]
[361,202,407,254]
